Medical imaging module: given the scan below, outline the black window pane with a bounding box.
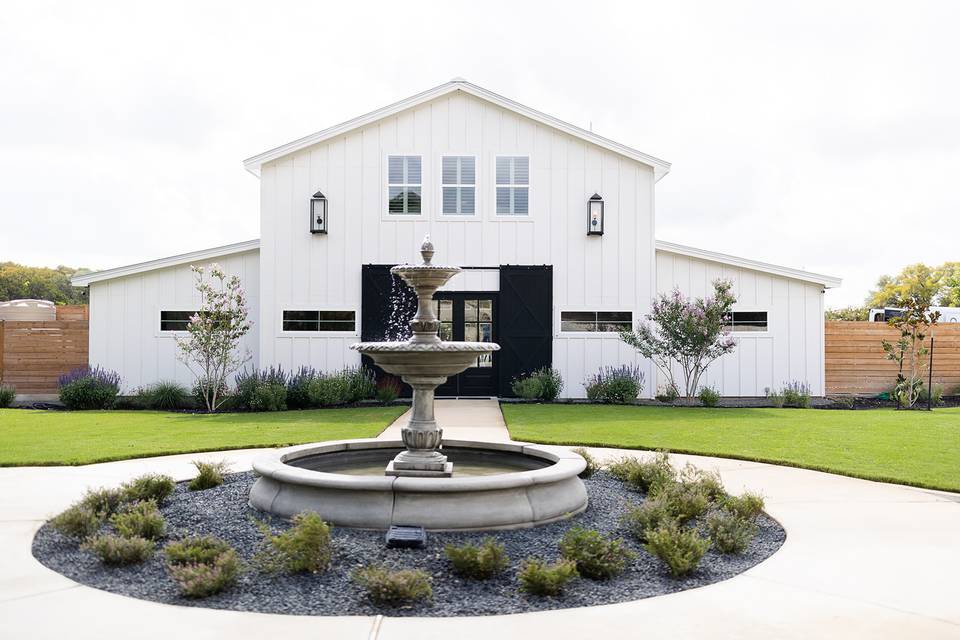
[160,310,197,331]
[318,311,355,322]
[284,310,320,322]
[561,312,596,323]
[282,320,317,331]
[319,321,355,332]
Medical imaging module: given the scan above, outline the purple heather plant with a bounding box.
[620,279,737,401]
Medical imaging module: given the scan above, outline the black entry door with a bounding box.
[434,293,498,397]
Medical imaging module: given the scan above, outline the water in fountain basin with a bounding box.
[287,446,550,476]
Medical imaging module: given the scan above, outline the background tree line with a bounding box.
[827,262,960,320]
[0,262,89,305]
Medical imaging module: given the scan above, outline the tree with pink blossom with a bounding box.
[620,280,737,401]
[175,263,252,411]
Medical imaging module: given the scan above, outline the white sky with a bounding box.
[1,0,957,308]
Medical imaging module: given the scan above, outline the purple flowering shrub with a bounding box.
[620,280,737,400]
[58,366,122,410]
[585,365,645,403]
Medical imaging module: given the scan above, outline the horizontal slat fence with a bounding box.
[825,321,960,395]
[0,305,89,395]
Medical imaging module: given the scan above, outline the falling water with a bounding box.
[383,273,416,342]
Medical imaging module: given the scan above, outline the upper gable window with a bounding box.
[388,155,422,215]
[441,156,476,215]
[495,156,529,215]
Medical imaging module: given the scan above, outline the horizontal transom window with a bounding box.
[560,311,632,332]
[160,310,197,332]
[724,311,768,332]
[283,310,356,332]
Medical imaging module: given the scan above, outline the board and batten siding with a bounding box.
[258,89,657,396]
[87,250,260,393]
[655,251,826,397]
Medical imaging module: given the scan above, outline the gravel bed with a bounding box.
[32,471,785,617]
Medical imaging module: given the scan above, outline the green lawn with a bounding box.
[0,406,406,466]
[502,404,960,492]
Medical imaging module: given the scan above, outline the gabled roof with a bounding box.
[71,239,260,286]
[242,78,672,181]
[655,240,842,289]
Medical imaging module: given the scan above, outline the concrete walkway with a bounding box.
[378,399,511,442]
[1,400,958,639]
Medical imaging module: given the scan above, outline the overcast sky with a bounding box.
[1,1,957,308]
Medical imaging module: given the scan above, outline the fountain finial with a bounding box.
[420,234,434,265]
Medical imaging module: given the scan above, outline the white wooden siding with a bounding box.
[87,251,260,393]
[259,90,657,392]
[655,251,826,396]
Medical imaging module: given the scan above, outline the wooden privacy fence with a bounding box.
[0,305,88,395]
[825,321,960,395]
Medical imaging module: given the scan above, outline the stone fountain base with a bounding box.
[249,439,588,531]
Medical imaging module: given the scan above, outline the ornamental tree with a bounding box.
[175,264,252,412]
[620,280,737,400]
[881,294,939,408]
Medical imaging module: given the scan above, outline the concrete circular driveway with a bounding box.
[2,445,958,639]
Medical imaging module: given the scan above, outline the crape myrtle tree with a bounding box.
[620,280,737,401]
[175,264,252,411]
[881,294,939,409]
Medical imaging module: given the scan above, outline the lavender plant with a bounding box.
[620,280,737,401]
[58,366,122,410]
[584,365,645,403]
[175,264,252,412]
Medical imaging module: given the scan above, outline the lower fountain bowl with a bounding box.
[249,439,588,531]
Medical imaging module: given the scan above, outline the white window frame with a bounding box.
[724,308,771,336]
[493,155,531,218]
[557,308,634,337]
[156,307,199,337]
[278,308,360,337]
[440,154,478,217]
[385,154,423,217]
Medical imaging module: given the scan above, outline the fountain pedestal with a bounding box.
[386,379,452,477]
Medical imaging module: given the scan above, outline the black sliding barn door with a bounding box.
[497,265,553,397]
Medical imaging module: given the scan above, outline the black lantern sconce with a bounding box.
[310,190,327,234]
[587,193,604,236]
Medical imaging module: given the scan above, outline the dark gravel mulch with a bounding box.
[32,471,785,617]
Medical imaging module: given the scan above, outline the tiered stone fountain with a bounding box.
[249,237,587,531]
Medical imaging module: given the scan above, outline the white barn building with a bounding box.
[73,79,841,398]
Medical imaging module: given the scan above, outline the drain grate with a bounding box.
[385,525,427,549]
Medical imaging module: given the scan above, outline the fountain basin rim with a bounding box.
[251,438,586,492]
[390,264,462,273]
[350,341,500,353]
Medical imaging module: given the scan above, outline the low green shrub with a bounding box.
[121,474,176,504]
[444,537,509,580]
[918,383,945,406]
[307,375,352,407]
[511,375,543,399]
[781,381,811,408]
[257,511,332,573]
[517,558,579,596]
[110,500,165,540]
[706,512,757,554]
[0,384,15,408]
[78,487,126,516]
[138,381,189,410]
[250,382,287,411]
[678,464,727,502]
[621,498,676,542]
[51,505,104,539]
[375,375,402,403]
[165,538,241,598]
[651,481,711,523]
[84,534,154,565]
[235,367,288,411]
[643,522,711,578]
[286,366,319,409]
[165,535,234,566]
[655,384,679,403]
[585,365,644,403]
[58,366,121,410]
[722,491,765,521]
[607,451,675,494]
[188,460,230,491]
[352,566,433,605]
[764,387,785,408]
[558,527,635,580]
[829,395,856,409]
[571,447,599,479]
[698,385,721,407]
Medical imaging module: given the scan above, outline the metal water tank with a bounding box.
[0,299,57,322]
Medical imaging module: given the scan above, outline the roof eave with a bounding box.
[655,240,842,289]
[71,239,261,286]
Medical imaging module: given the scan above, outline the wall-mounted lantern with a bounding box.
[587,193,604,236]
[310,190,327,234]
